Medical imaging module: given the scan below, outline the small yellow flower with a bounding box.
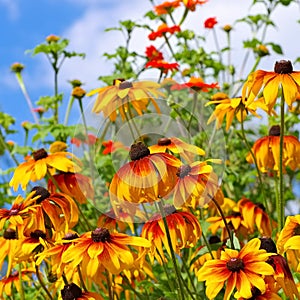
[10,62,24,73]
[72,87,86,99]
[46,34,60,43]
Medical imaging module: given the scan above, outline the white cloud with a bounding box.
[0,0,19,20]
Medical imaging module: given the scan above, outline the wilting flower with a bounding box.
[109,142,181,205]
[242,60,300,111]
[60,283,103,300]
[48,172,94,204]
[145,60,179,73]
[182,0,207,11]
[197,238,274,300]
[171,77,219,92]
[206,93,271,131]
[62,227,151,276]
[0,192,38,231]
[171,160,220,209]
[246,125,300,173]
[204,17,218,29]
[0,269,34,298]
[154,0,181,15]
[148,137,205,163]
[259,237,299,299]
[141,206,201,263]
[88,79,164,122]
[145,45,164,61]
[148,23,181,40]
[9,147,81,191]
[238,198,272,236]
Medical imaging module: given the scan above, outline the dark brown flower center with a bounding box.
[269,125,280,136]
[119,81,133,90]
[130,142,150,161]
[61,283,82,300]
[158,138,172,146]
[226,257,244,272]
[31,186,50,203]
[256,203,266,211]
[63,233,79,240]
[91,228,111,243]
[249,286,262,299]
[8,208,19,216]
[293,224,300,236]
[30,230,46,240]
[3,228,17,240]
[113,78,125,85]
[32,148,48,161]
[274,60,293,74]
[208,235,221,244]
[259,237,277,253]
[176,165,191,178]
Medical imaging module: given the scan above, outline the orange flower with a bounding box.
[88,79,164,122]
[9,147,81,191]
[238,198,272,236]
[197,238,274,300]
[148,137,205,163]
[246,125,300,173]
[148,23,181,40]
[141,205,201,264]
[154,0,181,15]
[204,17,218,29]
[62,228,151,276]
[171,160,220,209]
[48,172,94,204]
[171,77,219,92]
[182,0,207,11]
[109,142,181,205]
[145,45,164,61]
[102,140,128,155]
[145,60,179,73]
[242,60,300,111]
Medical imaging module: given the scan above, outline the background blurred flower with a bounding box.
[204,17,218,29]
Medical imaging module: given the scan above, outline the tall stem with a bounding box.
[157,201,185,300]
[64,95,75,126]
[18,264,25,300]
[35,264,53,300]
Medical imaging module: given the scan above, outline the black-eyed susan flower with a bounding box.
[141,205,201,264]
[148,23,181,40]
[238,198,272,236]
[154,0,181,15]
[259,237,299,299]
[60,283,103,300]
[109,142,181,206]
[28,186,79,234]
[197,238,274,300]
[148,137,205,163]
[62,227,151,276]
[0,192,38,231]
[246,125,300,173]
[48,172,94,204]
[171,160,220,209]
[88,79,164,122]
[243,60,300,111]
[206,93,270,131]
[0,269,34,298]
[0,228,22,277]
[9,146,81,191]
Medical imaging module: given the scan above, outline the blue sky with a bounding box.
[1,0,300,144]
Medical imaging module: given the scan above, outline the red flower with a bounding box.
[148,23,181,40]
[204,17,218,29]
[182,0,207,11]
[102,140,128,155]
[146,60,179,73]
[145,45,164,61]
[154,0,181,15]
[171,77,219,92]
[70,134,97,147]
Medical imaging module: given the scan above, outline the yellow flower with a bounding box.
[88,79,164,122]
[246,125,300,173]
[9,147,81,191]
[62,228,151,276]
[206,93,269,131]
[197,238,274,300]
[141,205,201,264]
[243,60,300,111]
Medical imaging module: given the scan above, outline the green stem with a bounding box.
[105,271,113,300]
[53,68,59,124]
[64,95,75,126]
[157,201,185,300]
[212,28,225,84]
[0,130,19,166]
[278,94,285,231]
[18,264,25,300]
[179,7,189,25]
[35,264,53,300]
[181,255,198,298]
[77,265,88,292]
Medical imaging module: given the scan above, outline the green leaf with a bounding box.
[268,42,283,54]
